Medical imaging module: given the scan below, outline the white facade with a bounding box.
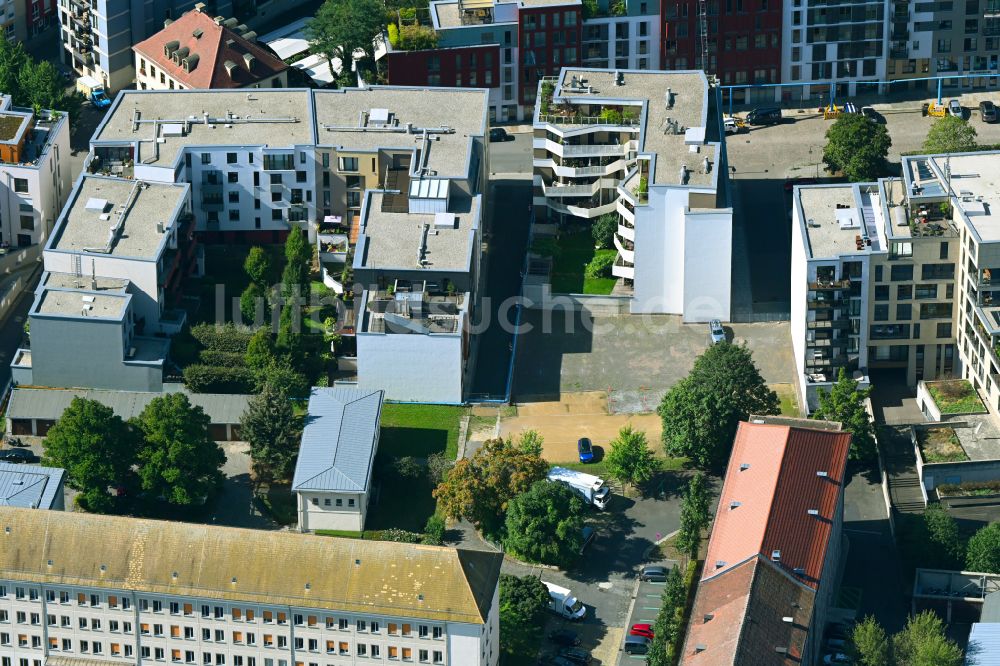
[296,490,368,532]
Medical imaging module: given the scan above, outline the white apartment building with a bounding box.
[0,95,71,250]
[0,507,502,666]
[533,68,732,321]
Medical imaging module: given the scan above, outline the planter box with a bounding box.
[937,492,1000,509]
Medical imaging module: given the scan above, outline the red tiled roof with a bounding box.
[133,9,287,90]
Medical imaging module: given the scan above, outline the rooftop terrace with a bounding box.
[904,152,1000,243]
[798,184,881,259]
[49,177,188,260]
[362,284,467,335]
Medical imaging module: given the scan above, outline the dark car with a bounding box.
[746,106,782,125]
[548,629,580,647]
[489,127,512,142]
[860,106,885,123]
[558,647,593,664]
[639,565,669,582]
[577,437,594,463]
[579,527,596,555]
[624,635,650,655]
[0,448,37,463]
[981,100,998,123]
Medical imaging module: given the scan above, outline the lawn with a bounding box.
[772,383,800,417]
[549,228,617,295]
[379,404,466,459]
[926,379,985,414]
[916,426,969,463]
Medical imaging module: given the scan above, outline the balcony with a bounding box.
[617,220,634,243]
[809,279,852,291]
[534,137,637,159]
[534,157,628,179]
[808,319,851,330]
[612,255,634,280]
[546,198,618,219]
[807,298,844,309]
[808,337,848,349]
[318,232,348,263]
[541,178,617,199]
[613,233,634,264]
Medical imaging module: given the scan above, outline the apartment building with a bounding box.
[386,0,661,122]
[791,176,959,410]
[533,68,732,321]
[0,95,71,251]
[0,506,503,666]
[681,417,851,665]
[133,7,287,92]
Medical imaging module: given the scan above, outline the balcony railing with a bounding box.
[809,279,852,291]
[807,298,844,309]
[808,319,851,330]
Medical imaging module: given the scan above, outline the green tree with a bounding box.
[647,566,685,665]
[244,246,271,287]
[893,611,963,666]
[498,575,550,661]
[675,472,711,560]
[42,398,137,512]
[305,0,386,82]
[966,522,1000,573]
[260,359,310,398]
[433,438,549,538]
[132,393,226,506]
[426,452,453,485]
[517,429,544,456]
[605,425,660,492]
[592,213,617,249]
[811,367,877,462]
[245,327,278,382]
[823,113,892,182]
[850,616,891,666]
[281,229,311,297]
[659,342,779,470]
[503,480,585,566]
[923,115,978,154]
[240,283,268,325]
[923,504,965,568]
[240,383,301,483]
[277,303,304,359]
[0,39,28,105]
[19,60,64,114]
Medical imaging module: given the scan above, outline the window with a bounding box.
[937,322,952,338]
[874,265,883,282]
[920,303,952,319]
[228,210,240,222]
[227,172,239,184]
[20,216,34,231]
[419,650,429,663]
[348,498,355,507]
[338,619,349,631]
[874,285,890,301]
[874,304,889,321]
[870,324,911,339]
[890,241,912,258]
[896,304,912,320]
[227,153,237,164]
[915,284,938,299]
[940,242,949,259]
[339,157,359,172]
[921,263,954,279]
[13,178,27,194]
[433,653,443,664]
[335,498,343,507]
[890,265,913,281]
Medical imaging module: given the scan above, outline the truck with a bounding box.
[77,76,110,109]
[547,466,610,510]
[543,581,586,621]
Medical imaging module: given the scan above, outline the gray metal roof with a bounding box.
[0,462,65,509]
[292,387,383,493]
[967,622,1000,665]
[7,387,250,425]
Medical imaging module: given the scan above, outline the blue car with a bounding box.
[577,438,594,463]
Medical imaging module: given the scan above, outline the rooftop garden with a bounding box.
[925,379,986,415]
[538,79,641,126]
[916,426,970,464]
[582,0,627,19]
[387,8,438,51]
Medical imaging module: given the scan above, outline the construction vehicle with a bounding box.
[724,116,748,134]
[77,76,110,109]
[923,102,948,117]
[822,102,858,120]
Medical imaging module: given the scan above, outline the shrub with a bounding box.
[423,514,446,545]
[592,213,617,249]
[937,480,1000,496]
[198,350,247,367]
[398,24,438,50]
[387,22,400,47]
[371,528,423,543]
[190,323,253,354]
[599,108,623,124]
[183,364,255,393]
[585,252,616,279]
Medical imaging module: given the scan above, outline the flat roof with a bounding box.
[49,176,188,260]
[35,288,128,320]
[358,192,479,271]
[552,69,712,186]
[0,111,31,144]
[797,185,867,259]
[931,153,1000,242]
[0,462,65,510]
[94,89,315,166]
[41,272,130,292]
[313,87,487,178]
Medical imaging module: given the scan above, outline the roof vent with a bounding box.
[47,560,53,566]
[714,560,725,569]
[225,38,235,48]
[355,559,361,566]
[702,614,714,623]
[192,28,203,38]
[775,648,789,655]
[243,53,256,70]
[614,70,624,86]
[231,577,237,584]
[173,46,189,63]
[193,1,206,10]
[782,616,794,623]
[807,509,820,516]
[234,24,249,34]
[223,17,238,28]
[304,583,311,590]
[224,60,238,77]
[172,571,178,579]
[729,501,741,509]
[666,87,673,109]
[164,18,174,27]
[771,550,781,562]
[417,594,424,601]
[793,567,805,576]
[695,644,707,653]
[213,15,225,24]
[99,564,107,572]
[242,31,257,42]
[739,463,750,471]
[817,470,828,477]
[3,527,9,534]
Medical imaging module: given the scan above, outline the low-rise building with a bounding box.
[681,417,851,665]
[133,6,288,92]
[0,462,65,510]
[293,387,384,532]
[0,506,502,666]
[533,68,731,321]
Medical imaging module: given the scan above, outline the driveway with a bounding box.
[869,370,926,425]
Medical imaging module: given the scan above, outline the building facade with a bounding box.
[0,507,502,666]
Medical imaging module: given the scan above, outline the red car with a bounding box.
[784,177,819,192]
[630,624,654,639]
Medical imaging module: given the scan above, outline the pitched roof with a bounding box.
[0,506,501,624]
[0,462,65,509]
[702,420,851,588]
[132,9,287,90]
[292,388,384,493]
[682,556,815,665]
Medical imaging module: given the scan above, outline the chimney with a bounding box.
[193,1,206,10]
[163,17,174,27]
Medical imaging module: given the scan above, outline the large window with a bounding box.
[870,324,911,339]
[890,241,912,258]
[874,304,889,321]
[937,322,953,338]
[874,285,890,301]
[890,265,913,281]
[13,178,28,193]
[915,284,938,299]
[339,157,359,172]
[896,304,912,320]
[920,303,952,319]
[921,263,954,279]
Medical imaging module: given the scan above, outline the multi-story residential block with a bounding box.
[0,95,71,250]
[293,387,383,532]
[0,506,503,666]
[681,416,851,665]
[791,176,959,410]
[0,462,65,510]
[533,68,732,321]
[133,6,288,92]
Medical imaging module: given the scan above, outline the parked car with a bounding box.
[579,527,596,555]
[557,647,593,664]
[746,106,782,125]
[709,319,726,344]
[548,630,580,647]
[577,437,594,463]
[0,448,37,463]
[980,100,998,123]
[639,565,668,582]
[624,635,650,655]
[630,623,655,639]
[723,117,748,134]
[860,106,885,123]
[948,99,963,117]
[489,128,512,142]
[824,654,852,665]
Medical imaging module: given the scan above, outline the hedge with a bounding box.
[937,480,1000,497]
[183,364,255,393]
[315,528,424,543]
[190,323,254,354]
[198,350,247,367]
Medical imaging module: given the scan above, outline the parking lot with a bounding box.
[617,577,671,664]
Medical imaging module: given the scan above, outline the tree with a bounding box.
[923,504,965,568]
[132,393,226,506]
[851,616,891,666]
[240,283,268,325]
[19,60,64,114]
[260,359,310,398]
[675,473,711,560]
[422,514,446,545]
[245,328,278,381]
[659,343,779,470]
[605,425,660,491]
[305,0,386,82]
[277,303,304,359]
[498,575,550,661]
[592,213,617,249]
[42,398,137,512]
[923,115,978,154]
[517,429,544,456]
[503,480,585,566]
[433,438,548,538]
[0,39,28,105]
[240,383,301,483]
[966,522,1000,573]
[823,113,892,182]
[244,246,271,287]
[281,229,311,298]
[893,611,963,666]
[426,451,453,485]
[811,367,877,462]
[647,566,686,665]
